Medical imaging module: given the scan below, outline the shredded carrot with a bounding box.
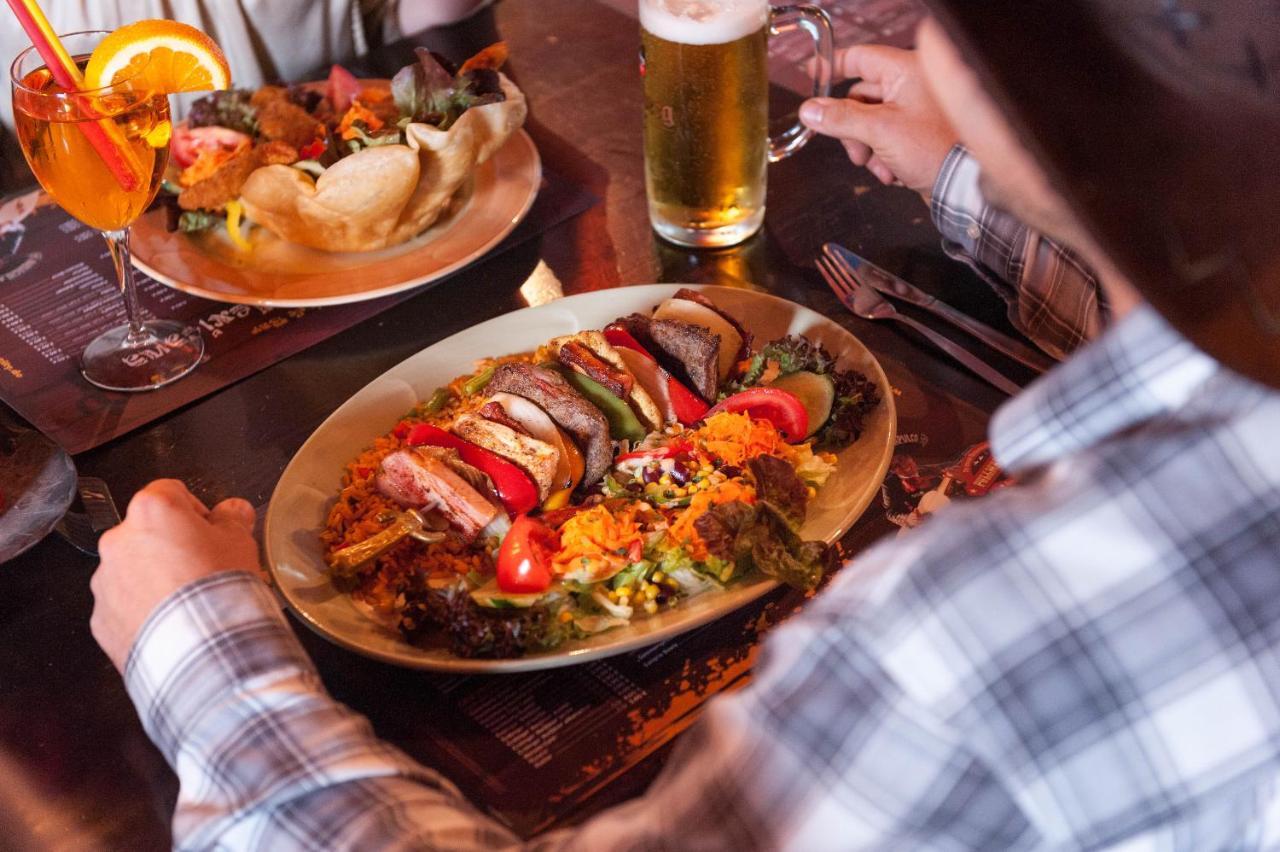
[338,101,385,140]
[668,479,757,560]
[552,503,644,580]
[694,411,796,468]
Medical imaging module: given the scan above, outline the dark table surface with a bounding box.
[0,1,1022,847]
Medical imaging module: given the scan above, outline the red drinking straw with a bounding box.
[5,0,142,191]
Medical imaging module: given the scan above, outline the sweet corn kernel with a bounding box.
[643,599,659,615]
[672,486,687,497]
[617,587,632,601]
[719,567,733,582]
[652,570,666,583]
[616,582,632,594]
[607,589,619,601]
[559,610,574,623]
[645,584,660,601]
[659,474,673,485]
[807,486,817,499]
[700,463,713,473]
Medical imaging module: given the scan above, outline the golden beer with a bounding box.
[642,19,768,247]
[640,0,832,248]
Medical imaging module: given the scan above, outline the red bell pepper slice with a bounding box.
[405,423,538,516]
[604,324,710,424]
[603,325,651,358]
[496,514,559,593]
[298,137,326,160]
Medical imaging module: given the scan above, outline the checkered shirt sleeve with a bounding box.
[930,144,1106,360]
[124,307,1280,850]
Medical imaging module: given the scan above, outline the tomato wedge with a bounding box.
[326,63,362,113]
[497,514,559,593]
[405,423,538,516]
[603,324,710,424]
[170,124,250,169]
[705,388,809,442]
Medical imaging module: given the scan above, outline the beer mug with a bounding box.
[640,0,833,248]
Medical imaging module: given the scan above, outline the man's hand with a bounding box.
[800,45,958,197]
[90,479,262,672]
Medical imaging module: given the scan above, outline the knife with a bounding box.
[826,243,1057,373]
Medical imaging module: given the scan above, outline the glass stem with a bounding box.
[101,228,145,340]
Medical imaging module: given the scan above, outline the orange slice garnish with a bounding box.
[83,20,231,94]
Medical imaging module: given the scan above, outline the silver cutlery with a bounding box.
[824,243,1056,374]
[55,476,122,556]
[816,254,1023,396]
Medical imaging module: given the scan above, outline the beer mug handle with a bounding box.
[767,5,833,162]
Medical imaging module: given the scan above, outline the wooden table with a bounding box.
[0,1,1018,846]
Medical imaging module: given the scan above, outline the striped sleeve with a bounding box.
[929,144,1106,360]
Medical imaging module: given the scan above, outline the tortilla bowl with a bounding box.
[239,73,527,253]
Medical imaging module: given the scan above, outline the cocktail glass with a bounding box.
[10,30,203,392]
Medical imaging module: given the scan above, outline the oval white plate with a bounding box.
[130,129,541,308]
[264,284,896,672]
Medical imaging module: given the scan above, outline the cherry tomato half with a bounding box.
[705,387,809,442]
[497,514,559,593]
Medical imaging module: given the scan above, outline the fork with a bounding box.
[55,476,122,556]
[816,254,1023,396]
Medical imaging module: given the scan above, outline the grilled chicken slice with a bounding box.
[376,447,499,541]
[451,413,560,502]
[488,363,612,486]
[546,331,663,431]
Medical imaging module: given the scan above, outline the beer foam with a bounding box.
[640,0,767,46]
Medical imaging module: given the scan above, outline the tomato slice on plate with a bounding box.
[170,124,251,169]
[705,387,809,442]
[497,514,560,593]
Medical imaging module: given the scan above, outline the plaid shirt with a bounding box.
[931,144,1106,360]
[125,302,1280,850]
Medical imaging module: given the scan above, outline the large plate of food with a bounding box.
[264,284,896,672]
[130,44,538,307]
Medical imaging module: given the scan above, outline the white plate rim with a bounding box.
[131,129,542,309]
[264,284,897,673]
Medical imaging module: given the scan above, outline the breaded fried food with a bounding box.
[250,86,324,149]
[178,141,298,211]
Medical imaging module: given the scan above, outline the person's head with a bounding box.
[915,1,1280,386]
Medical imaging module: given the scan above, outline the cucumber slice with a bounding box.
[768,371,835,439]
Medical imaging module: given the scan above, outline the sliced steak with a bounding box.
[488,363,613,486]
[649,318,720,401]
[673,288,752,354]
[614,313,657,349]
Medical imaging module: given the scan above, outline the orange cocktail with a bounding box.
[13,63,169,231]
[8,22,227,392]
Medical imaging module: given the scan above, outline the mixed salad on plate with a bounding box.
[161,42,526,253]
[321,290,881,658]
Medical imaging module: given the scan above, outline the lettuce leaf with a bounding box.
[391,47,507,130]
[694,499,830,591]
[748,454,808,531]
